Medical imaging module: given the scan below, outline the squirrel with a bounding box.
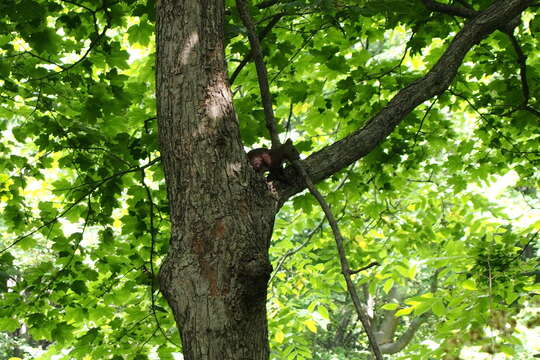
[247,139,298,182]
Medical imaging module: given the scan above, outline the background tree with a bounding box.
[0,0,538,359]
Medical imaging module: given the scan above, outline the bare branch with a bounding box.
[506,33,530,105]
[230,12,285,84]
[236,0,280,147]
[289,153,383,360]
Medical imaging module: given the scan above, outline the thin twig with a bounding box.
[31,0,112,81]
[0,157,161,255]
[236,0,280,147]
[413,97,438,146]
[349,261,380,275]
[507,230,539,264]
[450,90,533,163]
[140,166,180,347]
[269,217,325,285]
[290,158,383,360]
[506,34,530,105]
[230,12,285,85]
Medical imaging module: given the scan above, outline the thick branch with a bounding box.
[279,0,532,201]
[375,287,402,345]
[379,315,429,354]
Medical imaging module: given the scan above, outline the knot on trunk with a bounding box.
[239,256,273,305]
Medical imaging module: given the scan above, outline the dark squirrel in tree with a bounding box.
[247,139,298,182]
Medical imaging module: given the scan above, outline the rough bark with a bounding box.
[156,1,277,358]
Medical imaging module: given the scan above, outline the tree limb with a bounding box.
[279,0,533,202]
[290,157,383,360]
[378,314,429,354]
[236,0,280,147]
[229,12,285,84]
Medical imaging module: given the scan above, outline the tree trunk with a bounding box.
[155,0,277,358]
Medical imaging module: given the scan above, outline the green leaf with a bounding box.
[0,318,19,332]
[275,330,285,343]
[71,280,88,295]
[52,322,76,344]
[127,21,153,46]
[317,305,330,320]
[431,299,446,316]
[381,303,399,311]
[383,278,394,294]
[303,319,317,333]
[395,307,414,317]
[462,279,477,291]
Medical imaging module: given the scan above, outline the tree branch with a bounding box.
[236,1,384,356]
[378,314,429,354]
[229,12,285,84]
[506,33,530,105]
[0,157,161,255]
[278,0,533,201]
[236,0,280,147]
[422,0,477,18]
[289,156,383,360]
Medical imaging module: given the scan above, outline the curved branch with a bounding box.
[278,0,533,202]
[289,156,383,360]
[379,314,429,354]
